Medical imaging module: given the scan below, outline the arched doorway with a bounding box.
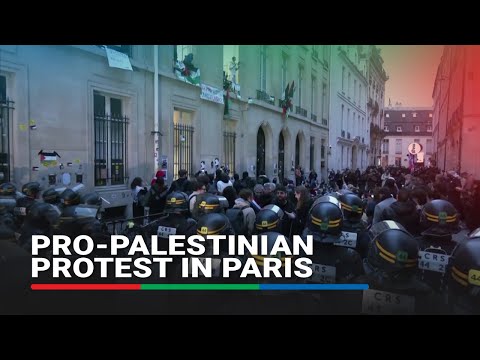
[257,127,266,176]
[295,134,300,167]
[278,132,285,182]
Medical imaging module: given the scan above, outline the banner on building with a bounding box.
[105,47,133,71]
[200,84,224,104]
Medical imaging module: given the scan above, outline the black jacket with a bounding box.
[382,200,420,235]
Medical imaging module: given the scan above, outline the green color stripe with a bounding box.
[140,283,259,290]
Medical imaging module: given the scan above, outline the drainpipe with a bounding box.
[458,46,466,172]
[154,45,159,173]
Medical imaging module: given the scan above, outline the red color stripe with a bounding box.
[31,284,140,290]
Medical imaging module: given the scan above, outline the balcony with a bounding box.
[322,118,328,126]
[311,113,317,122]
[256,89,275,106]
[295,106,307,117]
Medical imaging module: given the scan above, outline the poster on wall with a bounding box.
[38,150,61,168]
[160,155,168,179]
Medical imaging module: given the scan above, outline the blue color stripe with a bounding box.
[259,284,369,290]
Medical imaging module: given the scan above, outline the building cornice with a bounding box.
[338,47,368,85]
[336,91,367,116]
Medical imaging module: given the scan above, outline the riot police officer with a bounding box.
[243,231,313,314]
[42,188,61,207]
[339,192,370,258]
[446,230,480,314]
[416,199,459,294]
[17,202,61,254]
[174,212,236,314]
[303,196,364,283]
[360,220,441,314]
[14,181,41,228]
[299,197,364,313]
[0,182,19,216]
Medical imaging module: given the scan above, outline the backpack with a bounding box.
[225,205,249,235]
[136,188,150,208]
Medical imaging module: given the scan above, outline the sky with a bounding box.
[378,45,444,107]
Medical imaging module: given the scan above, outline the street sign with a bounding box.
[408,142,423,155]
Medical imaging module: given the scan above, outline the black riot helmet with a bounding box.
[42,188,60,204]
[448,237,480,298]
[197,195,222,216]
[81,192,103,207]
[304,199,343,243]
[22,182,41,198]
[310,194,342,214]
[254,204,284,233]
[366,220,418,279]
[196,212,234,254]
[420,199,459,238]
[196,212,234,237]
[59,188,81,206]
[339,192,364,222]
[164,191,189,214]
[249,231,293,282]
[0,182,17,196]
[26,202,60,229]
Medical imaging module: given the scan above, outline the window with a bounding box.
[342,66,345,91]
[94,92,128,187]
[395,139,402,154]
[402,113,406,118]
[427,125,432,132]
[413,113,417,118]
[100,45,132,57]
[322,45,328,63]
[384,125,389,132]
[173,110,194,179]
[354,79,357,103]
[426,139,433,154]
[0,75,5,102]
[0,75,13,182]
[415,125,420,132]
[348,72,351,97]
[341,104,344,130]
[224,132,236,175]
[386,113,390,118]
[396,126,402,132]
[175,45,193,62]
[395,157,402,167]
[298,64,304,107]
[311,75,316,118]
[322,83,327,120]
[383,139,389,153]
[310,137,315,171]
[260,46,267,91]
[281,53,288,95]
[321,139,325,159]
[359,84,362,105]
[347,108,350,131]
[429,113,433,118]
